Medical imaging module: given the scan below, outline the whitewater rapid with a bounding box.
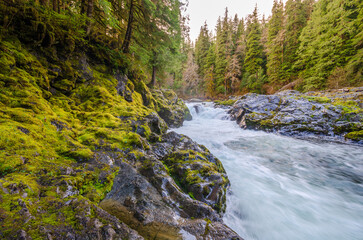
[172,102,363,240]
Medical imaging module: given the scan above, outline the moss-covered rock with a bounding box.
[152,89,192,128]
[0,2,239,239]
[229,89,363,144]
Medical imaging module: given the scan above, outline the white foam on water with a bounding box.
[173,102,363,240]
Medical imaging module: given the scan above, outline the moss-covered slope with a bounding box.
[0,4,189,239]
[0,2,243,239]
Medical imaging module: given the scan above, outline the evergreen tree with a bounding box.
[244,6,263,78]
[214,12,228,94]
[282,0,308,81]
[295,0,362,90]
[195,22,211,76]
[267,0,284,84]
[235,18,247,73]
[204,42,217,96]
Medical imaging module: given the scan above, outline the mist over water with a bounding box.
[173,102,363,240]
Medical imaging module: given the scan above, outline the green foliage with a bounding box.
[267,0,284,84]
[241,68,268,93]
[182,0,362,97]
[295,0,363,91]
[244,6,263,76]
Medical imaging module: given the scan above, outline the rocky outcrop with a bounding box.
[0,2,239,239]
[152,89,192,128]
[100,132,241,240]
[228,88,363,143]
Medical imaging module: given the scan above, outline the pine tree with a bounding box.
[195,22,211,76]
[267,0,284,84]
[214,11,228,94]
[235,18,247,73]
[244,6,263,78]
[243,5,266,93]
[282,0,308,81]
[204,42,217,96]
[295,0,362,90]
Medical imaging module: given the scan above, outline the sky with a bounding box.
[186,0,281,41]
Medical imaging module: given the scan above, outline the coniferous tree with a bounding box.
[295,0,362,90]
[267,0,284,84]
[214,12,228,94]
[243,6,264,90]
[282,0,308,81]
[204,42,217,96]
[195,22,211,76]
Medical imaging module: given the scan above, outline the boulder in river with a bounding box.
[228,88,363,143]
[152,89,193,128]
[100,131,241,240]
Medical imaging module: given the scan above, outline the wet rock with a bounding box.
[101,159,240,240]
[100,131,240,239]
[152,89,192,128]
[51,120,69,132]
[17,126,29,134]
[78,55,93,82]
[115,73,133,102]
[153,132,230,213]
[228,88,363,143]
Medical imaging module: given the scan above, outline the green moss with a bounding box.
[0,6,192,237]
[305,96,332,104]
[188,192,196,200]
[214,99,237,106]
[332,100,362,114]
[345,130,363,141]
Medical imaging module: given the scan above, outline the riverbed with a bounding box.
[173,102,363,240]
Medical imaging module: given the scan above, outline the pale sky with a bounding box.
[186,0,281,41]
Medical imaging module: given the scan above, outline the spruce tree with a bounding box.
[195,22,211,76]
[267,0,284,84]
[244,6,263,78]
[282,0,308,81]
[295,0,362,90]
[214,11,228,94]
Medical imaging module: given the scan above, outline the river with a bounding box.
[172,102,363,240]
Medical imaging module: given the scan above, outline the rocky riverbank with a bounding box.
[227,88,363,144]
[0,3,241,238]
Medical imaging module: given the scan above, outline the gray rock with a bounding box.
[100,131,241,240]
[229,89,363,143]
[152,89,192,128]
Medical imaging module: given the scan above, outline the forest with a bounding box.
[179,0,362,97]
[2,0,361,97]
[1,0,189,89]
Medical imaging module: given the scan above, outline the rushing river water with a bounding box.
[173,102,363,240]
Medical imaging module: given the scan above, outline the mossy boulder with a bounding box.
[100,132,240,239]
[152,89,192,128]
[158,132,229,213]
[229,89,363,144]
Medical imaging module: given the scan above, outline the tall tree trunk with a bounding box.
[149,66,156,88]
[86,0,94,35]
[40,0,48,6]
[122,0,134,53]
[52,0,57,11]
[81,0,87,14]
